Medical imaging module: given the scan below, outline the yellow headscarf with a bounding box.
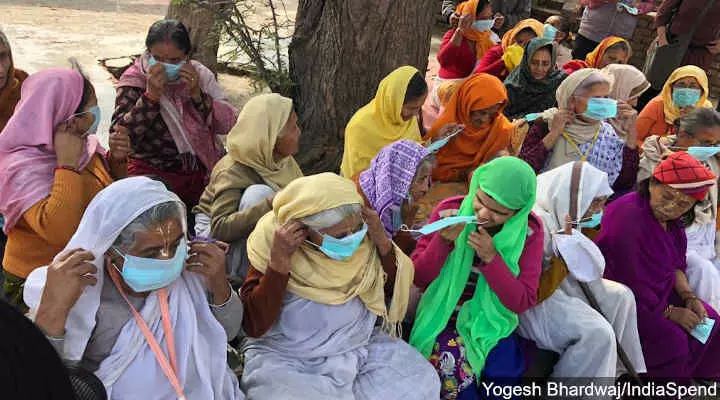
[246,173,414,335]
[661,65,713,125]
[340,66,422,178]
[226,93,304,191]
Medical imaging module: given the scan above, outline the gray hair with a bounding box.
[113,201,185,248]
[677,108,720,137]
[300,203,362,231]
[573,71,612,98]
[413,155,435,181]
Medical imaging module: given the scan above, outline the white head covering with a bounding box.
[24,177,243,399]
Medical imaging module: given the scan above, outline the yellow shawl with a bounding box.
[340,66,423,178]
[226,93,303,191]
[246,173,414,335]
[661,65,713,125]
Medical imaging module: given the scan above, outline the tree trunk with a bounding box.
[166,0,225,74]
[289,0,436,173]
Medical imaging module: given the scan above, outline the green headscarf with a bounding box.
[409,156,537,378]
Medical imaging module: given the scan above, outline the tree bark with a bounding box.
[289,0,436,173]
[166,0,225,74]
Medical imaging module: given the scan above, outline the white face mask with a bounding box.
[552,229,605,282]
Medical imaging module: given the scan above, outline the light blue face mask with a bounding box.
[543,24,558,40]
[672,88,702,108]
[472,18,495,32]
[112,238,187,293]
[401,215,479,236]
[690,317,715,344]
[308,223,368,261]
[525,112,541,122]
[687,146,720,161]
[149,55,186,81]
[427,126,464,153]
[72,105,101,137]
[582,98,618,121]
[616,2,639,15]
[579,212,603,229]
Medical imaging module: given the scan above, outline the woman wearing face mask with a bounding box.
[638,108,720,313]
[636,66,713,149]
[602,64,650,145]
[475,19,544,80]
[355,140,433,256]
[113,19,239,210]
[520,161,646,379]
[598,152,720,380]
[240,173,439,399]
[25,177,244,399]
[410,157,542,398]
[0,66,130,308]
[193,93,303,284]
[543,15,572,69]
[562,36,632,75]
[504,37,567,121]
[519,69,638,193]
[341,66,459,179]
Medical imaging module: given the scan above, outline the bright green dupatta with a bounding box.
[409,157,537,377]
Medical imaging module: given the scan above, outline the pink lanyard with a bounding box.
[108,268,186,400]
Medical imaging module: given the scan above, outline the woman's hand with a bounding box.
[363,207,392,256]
[668,306,703,332]
[468,226,497,264]
[457,13,473,34]
[35,249,97,336]
[108,125,132,162]
[187,240,231,304]
[686,297,709,320]
[54,121,87,169]
[146,63,167,101]
[269,221,307,274]
[544,109,574,150]
[617,101,639,148]
[434,123,464,141]
[179,62,202,103]
[439,223,464,243]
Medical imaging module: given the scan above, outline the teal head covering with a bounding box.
[409,156,537,378]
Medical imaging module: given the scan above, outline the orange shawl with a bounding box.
[425,73,514,182]
[584,36,631,68]
[0,47,28,132]
[456,0,495,60]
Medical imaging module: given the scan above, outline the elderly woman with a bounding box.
[24,177,244,399]
[355,140,433,255]
[598,152,720,380]
[518,69,638,193]
[636,66,714,148]
[0,67,129,307]
[475,19,544,80]
[602,64,650,144]
[113,20,239,209]
[0,28,27,132]
[504,37,567,120]
[240,173,439,399]
[521,161,646,378]
[410,157,542,398]
[572,0,650,61]
[193,93,303,282]
[639,108,720,312]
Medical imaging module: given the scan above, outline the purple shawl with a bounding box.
[359,139,431,237]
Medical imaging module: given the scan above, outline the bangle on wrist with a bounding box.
[663,304,674,319]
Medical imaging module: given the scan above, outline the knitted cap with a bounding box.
[653,152,717,200]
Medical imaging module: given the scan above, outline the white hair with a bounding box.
[574,71,612,98]
[113,201,185,248]
[300,204,362,231]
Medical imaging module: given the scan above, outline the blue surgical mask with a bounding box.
[308,223,368,261]
[690,317,715,344]
[149,55,186,81]
[472,18,495,32]
[112,238,187,292]
[579,212,603,229]
[401,215,478,236]
[71,105,101,137]
[582,98,618,121]
[427,136,451,152]
[525,112,541,122]
[616,2,639,15]
[687,146,720,161]
[672,88,702,108]
[543,24,558,40]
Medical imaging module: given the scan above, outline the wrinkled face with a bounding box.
[408,160,433,202]
[582,196,608,219]
[676,126,720,148]
[307,212,363,246]
[599,48,628,69]
[649,181,696,222]
[148,41,186,64]
[401,94,427,121]
[570,82,611,119]
[672,77,703,94]
[472,189,517,228]
[0,42,10,90]
[529,47,553,80]
[515,31,537,48]
[274,112,302,158]
[469,102,503,129]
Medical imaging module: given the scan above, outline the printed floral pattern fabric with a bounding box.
[430,328,478,400]
[575,121,624,185]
